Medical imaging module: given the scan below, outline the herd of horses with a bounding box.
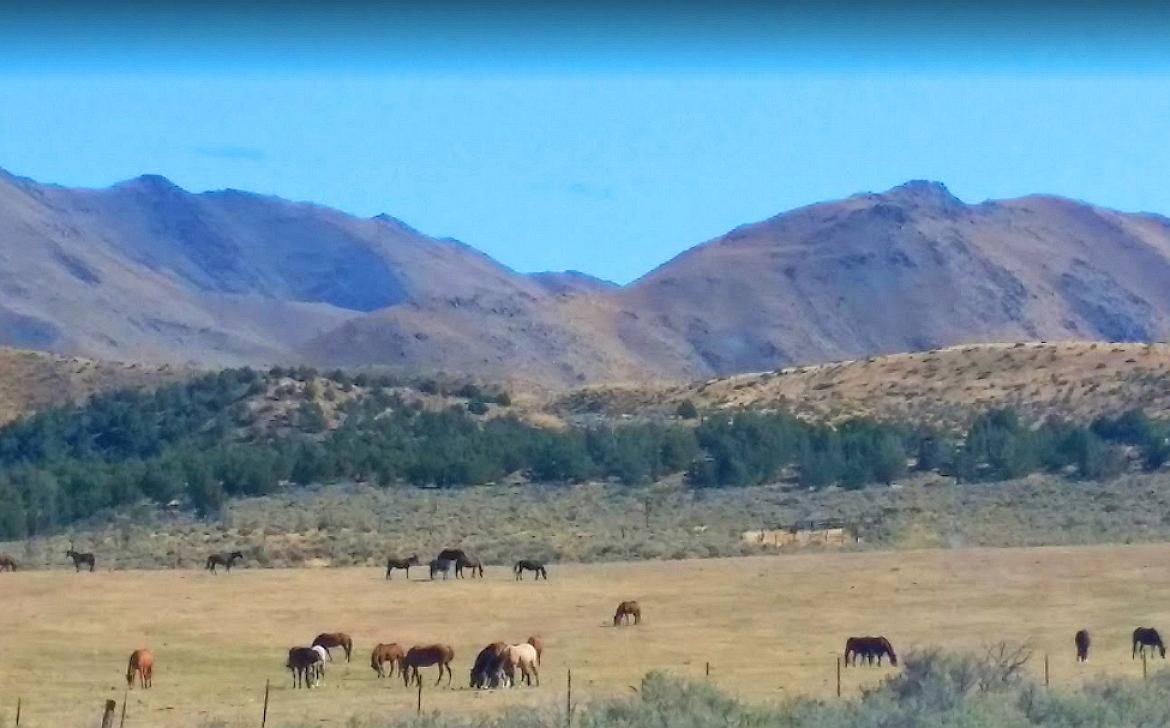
[283,633,547,690]
[384,549,546,582]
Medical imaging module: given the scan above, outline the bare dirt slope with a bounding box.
[549,342,1170,428]
[0,347,194,424]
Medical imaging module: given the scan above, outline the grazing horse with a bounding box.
[513,560,547,580]
[527,635,544,666]
[456,554,485,579]
[205,551,243,573]
[613,600,641,626]
[429,559,455,580]
[385,554,421,580]
[65,547,95,572]
[286,647,322,689]
[403,644,456,687]
[0,554,16,571]
[126,649,154,689]
[503,643,540,687]
[312,632,353,663]
[1133,627,1166,659]
[470,642,509,689]
[1075,629,1091,663]
[310,645,329,686]
[844,637,898,667]
[371,643,405,679]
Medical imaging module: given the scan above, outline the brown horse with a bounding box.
[470,642,509,688]
[385,554,421,580]
[526,635,544,666]
[126,649,154,689]
[0,554,16,571]
[370,642,405,679]
[456,555,485,578]
[613,600,641,626]
[843,637,898,667]
[312,632,353,663]
[402,644,455,687]
[286,647,322,689]
[1075,629,1091,663]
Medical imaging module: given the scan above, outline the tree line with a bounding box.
[0,367,1166,539]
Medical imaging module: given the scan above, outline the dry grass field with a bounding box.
[3,544,1170,727]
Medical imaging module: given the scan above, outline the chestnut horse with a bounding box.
[371,642,405,679]
[470,642,509,688]
[613,600,641,626]
[527,635,544,666]
[1075,629,1091,662]
[402,644,455,687]
[126,649,154,689]
[0,554,16,571]
[385,555,421,580]
[312,632,353,663]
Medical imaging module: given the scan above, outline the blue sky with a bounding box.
[2,2,1170,284]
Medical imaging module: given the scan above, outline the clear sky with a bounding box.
[2,2,1170,284]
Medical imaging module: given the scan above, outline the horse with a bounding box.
[65,547,95,572]
[613,600,641,626]
[843,637,898,667]
[470,642,509,689]
[371,643,405,679]
[0,554,16,571]
[310,645,329,686]
[1133,627,1166,659]
[527,635,544,666]
[385,555,421,580]
[456,554,485,579]
[205,551,244,573]
[429,559,455,580]
[312,632,353,663]
[126,649,154,689]
[1075,629,1091,663]
[513,560,547,580]
[402,644,455,687]
[502,643,540,687]
[437,548,469,564]
[286,647,322,689]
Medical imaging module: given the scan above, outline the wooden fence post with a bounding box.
[566,667,573,728]
[705,662,710,679]
[836,656,842,697]
[15,697,21,727]
[119,689,128,728]
[261,679,270,727]
[1044,654,1049,687]
[100,700,116,728]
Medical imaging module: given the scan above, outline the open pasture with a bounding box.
[2,544,1170,727]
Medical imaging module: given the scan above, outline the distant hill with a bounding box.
[6,168,1170,386]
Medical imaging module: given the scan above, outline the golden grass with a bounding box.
[3,544,1170,727]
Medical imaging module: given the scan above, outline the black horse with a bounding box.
[470,642,508,689]
[65,547,95,572]
[456,555,484,578]
[1133,627,1166,659]
[206,551,244,573]
[1075,629,1091,662]
[843,636,898,667]
[430,558,455,580]
[286,647,323,689]
[513,560,548,580]
[385,554,421,580]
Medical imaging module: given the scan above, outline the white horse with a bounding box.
[503,643,539,687]
[311,645,329,686]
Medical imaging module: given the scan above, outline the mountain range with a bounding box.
[3,167,1170,387]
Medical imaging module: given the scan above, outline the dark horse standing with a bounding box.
[1075,629,1091,662]
[0,554,17,571]
[66,546,95,572]
[513,560,547,580]
[385,554,421,580]
[844,637,898,667]
[206,551,244,573]
[286,647,322,689]
[436,549,483,579]
[1133,627,1166,659]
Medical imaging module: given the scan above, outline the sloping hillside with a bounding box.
[549,342,1170,429]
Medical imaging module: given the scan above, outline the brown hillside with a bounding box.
[548,342,1170,429]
